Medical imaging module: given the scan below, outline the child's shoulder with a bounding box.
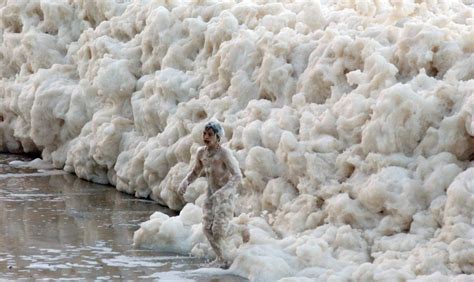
[219,146,236,158]
[196,146,207,155]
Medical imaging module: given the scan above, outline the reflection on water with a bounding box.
[0,154,245,281]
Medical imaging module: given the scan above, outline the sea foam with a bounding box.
[0,1,473,280]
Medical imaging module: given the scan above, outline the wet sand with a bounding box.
[0,154,245,281]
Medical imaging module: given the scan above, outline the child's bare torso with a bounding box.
[198,147,234,195]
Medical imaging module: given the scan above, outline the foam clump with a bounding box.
[0,0,473,281]
[133,203,205,254]
[9,158,54,170]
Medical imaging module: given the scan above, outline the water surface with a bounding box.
[0,154,245,281]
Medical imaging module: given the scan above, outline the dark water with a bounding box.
[0,154,245,281]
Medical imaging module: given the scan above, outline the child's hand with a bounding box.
[178,180,188,196]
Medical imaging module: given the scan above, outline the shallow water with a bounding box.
[0,154,245,281]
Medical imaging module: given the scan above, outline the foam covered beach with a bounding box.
[0,0,473,280]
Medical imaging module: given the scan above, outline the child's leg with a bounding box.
[202,196,226,264]
[202,197,215,245]
[209,192,235,267]
[227,222,250,243]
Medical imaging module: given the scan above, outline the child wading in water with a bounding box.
[178,121,248,269]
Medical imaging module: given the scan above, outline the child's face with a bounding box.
[203,128,219,147]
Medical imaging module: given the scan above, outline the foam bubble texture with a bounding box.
[0,1,473,280]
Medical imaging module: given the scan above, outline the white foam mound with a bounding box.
[1,0,473,281]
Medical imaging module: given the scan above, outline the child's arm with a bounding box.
[178,147,204,196]
[221,148,242,191]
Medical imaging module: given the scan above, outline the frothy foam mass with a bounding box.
[0,0,473,280]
